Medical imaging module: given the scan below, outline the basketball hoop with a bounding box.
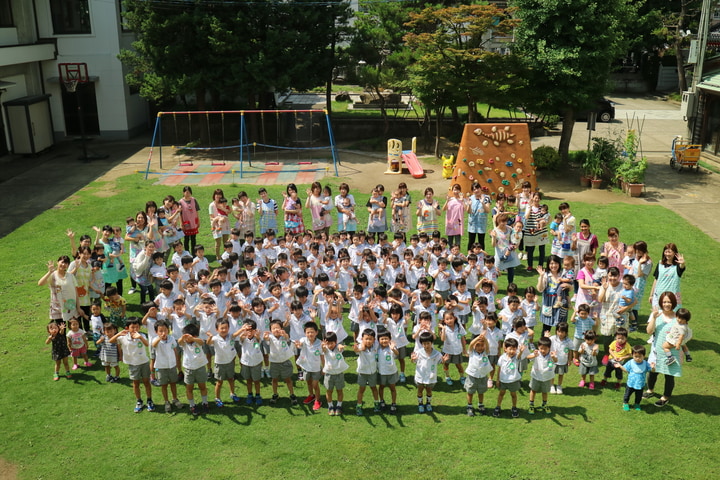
[58,63,89,93]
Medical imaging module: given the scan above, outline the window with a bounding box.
[0,0,13,28]
[50,0,91,35]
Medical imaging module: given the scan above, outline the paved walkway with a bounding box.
[1,94,718,243]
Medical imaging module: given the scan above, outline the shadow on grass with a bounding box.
[67,372,103,385]
[653,393,720,416]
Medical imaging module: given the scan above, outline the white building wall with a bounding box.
[35,0,147,139]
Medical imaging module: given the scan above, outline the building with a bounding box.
[0,0,147,156]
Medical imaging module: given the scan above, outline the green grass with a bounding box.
[1,175,719,479]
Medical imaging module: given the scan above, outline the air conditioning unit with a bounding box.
[681,91,697,118]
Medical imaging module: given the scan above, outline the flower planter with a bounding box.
[626,183,644,197]
[580,175,591,187]
[590,178,603,189]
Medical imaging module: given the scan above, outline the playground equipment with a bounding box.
[449,123,536,196]
[143,109,339,179]
[442,154,455,179]
[385,137,424,178]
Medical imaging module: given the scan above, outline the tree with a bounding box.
[119,0,349,109]
[513,0,637,161]
[404,4,518,125]
[346,1,416,133]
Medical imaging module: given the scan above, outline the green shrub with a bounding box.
[532,145,561,170]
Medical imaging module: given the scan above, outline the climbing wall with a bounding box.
[450,123,537,197]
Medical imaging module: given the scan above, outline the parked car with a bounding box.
[576,98,615,122]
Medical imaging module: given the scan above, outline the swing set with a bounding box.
[143,109,339,179]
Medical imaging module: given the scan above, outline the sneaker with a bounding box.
[255,394,263,406]
[356,404,364,416]
[541,404,551,414]
[246,394,254,405]
[127,288,136,295]
[215,399,224,408]
[112,376,120,383]
[312,400,321,411]
[336,406,343,416]
[390,403,397,414]
[634,404,642,411]
[588,382,595,390]
[492,406,501,418]
[642,390,654,399]
[53,373,60,381]
[173,399,183,409]
[665,356,676,366]
[374,402,381,413]
[629,325,637,332]
[230,394,240,403]
[578,380,586,388]
[526,266,534,272]
[134,402,144,413]
[654,398,669,407]
[685,353,693,362]
[425,403,433,413]
[83,361,92,367]
[72,364,79,371]
[487,379,494,388]
[190,405,199,416]
[511,407,519,418]
[297,371,304,381]
[147,400,155,412]
[65,371,72,379]
[600,379,607,387]
[328,406,335,416]
[459,376,466,385]
[466,405,476,417]
[418,404,425,414]
[270,394,279,405]
[550,385,556,394]
[477,405,486,416]
[528,405,535,415]
[399,373,406,383]
[589,300,599,308]
[623,403,630,411]
[290,394,298,406]
[614,382,621,390]
[105,374,112,382]
[165,401,172,413]
[303,394,315,405]
[556,385,563,395]
[445,377,453,386]
[202,402,209,413]
[573,359,580,367]
[150,379,161,387]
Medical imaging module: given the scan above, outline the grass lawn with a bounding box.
[1,175,719,479]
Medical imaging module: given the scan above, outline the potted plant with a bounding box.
[582,151,604,188]
[573,150,592,187]
[623,157,647,197]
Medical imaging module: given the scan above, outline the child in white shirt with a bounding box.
[411,330,446,413]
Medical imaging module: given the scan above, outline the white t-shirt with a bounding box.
[240,336,263,367]
[468,309,485,336]
[356,345,378,375]
[266,334,294,364]
[181,340,208,370]
[212,334,237,365]
[297,337,323,373]
[385,318,409,348]
[153,337,178,369]
[323,347,349,375]
[441,323,466,355]
[497,353,521,383]
[117,333,149,366]
[413,348,443,384]
[550,335,573,366]
[530,352,555,382]
[466,349,493,379]
[377,345,398,375]
[481,327,505,356]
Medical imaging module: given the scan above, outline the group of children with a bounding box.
[44,186,675,418]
